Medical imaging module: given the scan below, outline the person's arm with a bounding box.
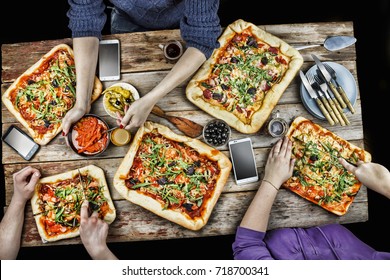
[62,36,100,135]
[117,47,206,130]
[0,166,41,259]
[79,201,117,260]
[240,136,295,232]
[339,158,390,199]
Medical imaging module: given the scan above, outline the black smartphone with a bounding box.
[98,39,121,81]
[228,137,259,185]
[2,125,40,160]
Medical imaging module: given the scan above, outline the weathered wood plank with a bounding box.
[1,21,355,83]
[14,184,367,247]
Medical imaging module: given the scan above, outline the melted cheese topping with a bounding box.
[125,130,221,219]
[284,120,365,214]
[198,28,290,124]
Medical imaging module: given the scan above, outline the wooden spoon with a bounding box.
[151,105,203,138]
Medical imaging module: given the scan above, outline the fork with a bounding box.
[307,72,339,124]
[323,63,355,114]
[314,74,349,126]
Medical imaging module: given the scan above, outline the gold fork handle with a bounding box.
[337,86,355,114]
[328,82,347,109]
[315,98,335,126]
[332,97,350,126]
[320,95,339,124]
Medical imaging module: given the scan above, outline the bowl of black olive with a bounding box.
[203,119,231,147]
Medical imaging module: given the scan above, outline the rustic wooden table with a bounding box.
[1,21,368,247]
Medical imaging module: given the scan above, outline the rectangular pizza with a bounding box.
[1,44,103,145]
[283,116,372,215]
[113,121,232,230]
[186,19,303,134]
[31,165,116,242]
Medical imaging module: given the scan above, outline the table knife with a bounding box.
[312,54,347,109]
[299,71,334,126]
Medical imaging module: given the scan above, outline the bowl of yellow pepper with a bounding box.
[102,82,140,118]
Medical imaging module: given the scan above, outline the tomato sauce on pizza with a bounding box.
[125,130,221,219]
[283,117,371,215]
[35,174,110,238]
[198,27,290,124]
[8,48,76,137]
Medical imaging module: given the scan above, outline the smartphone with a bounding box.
[228,137,259,185]
[2,125,40,161]
[98,39,121,81]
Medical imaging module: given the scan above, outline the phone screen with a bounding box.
[2,126,40,160]
[229,138,258,184]
[98,40,120,81]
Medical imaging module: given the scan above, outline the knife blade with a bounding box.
[78,169,87,201]
[299,70,334,126]
[311,54,347,109]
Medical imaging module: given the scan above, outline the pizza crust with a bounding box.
[1,44,103,145]
[113,121,232,230]
[186,19,303,134]
[30,164,116,242]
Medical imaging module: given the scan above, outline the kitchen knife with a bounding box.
[312,54,347,109]
[299,70,334,126]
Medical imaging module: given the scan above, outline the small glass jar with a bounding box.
[266,111,288,137]
[110,128,131,146]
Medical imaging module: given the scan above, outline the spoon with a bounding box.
[295,36,357,51]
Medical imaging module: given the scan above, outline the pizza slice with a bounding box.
[113,121,232,230]
[186,19,303,134]
[1,44,103,145]
[283,116,372,215]
[31,165,116,243]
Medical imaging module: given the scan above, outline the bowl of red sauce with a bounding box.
[68,114,110,157]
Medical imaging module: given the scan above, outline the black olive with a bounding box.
[168,161,176,167]
[72,81,76,86]
[129,178,139,185]
[293,170,300,177]
[186,166,195,175]
[194,160,201,167]
[44,119,51,128]
[52,79,59,88]
[261,56,268,65]
[247,36,258,48]
[221,84,229,91]
[212,92,222,101]
[230,57,239,63]
[247,87,256,95]
[115,100,121,106]
[182,203,193,212]
[125,98,131,103]
[27,80,35,85]
[90,203,100,211]
[65,85,70,92]
[49,100,57,106]
[157,177,168,185]
[310,155,319,161]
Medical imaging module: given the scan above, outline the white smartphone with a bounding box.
[98,39,121,81]
[2,125,40,161]
[228,137,259,185]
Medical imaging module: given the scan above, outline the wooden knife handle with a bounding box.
[315,98,334,126]
[338,86,355,114]
[320,95,339,124]
[328,82,347,109]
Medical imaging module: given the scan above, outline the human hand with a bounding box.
[263,136,295,188]
[12,166,41,205]
[79,200,114,259]
[339,159,390,199]
[116,97,154,130]
[62,105,89,136]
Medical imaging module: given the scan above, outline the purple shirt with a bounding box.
[233,224,390,260]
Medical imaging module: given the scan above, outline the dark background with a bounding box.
[1,0,389,259]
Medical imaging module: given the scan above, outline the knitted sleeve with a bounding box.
[180,0,221,59]
[67,0,107,39]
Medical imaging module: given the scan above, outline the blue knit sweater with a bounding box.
[67,0,221,58]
